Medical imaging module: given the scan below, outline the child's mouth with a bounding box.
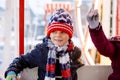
[54,39,62,42]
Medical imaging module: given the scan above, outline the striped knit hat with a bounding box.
[47,8,73,38]
[109,36,120,42]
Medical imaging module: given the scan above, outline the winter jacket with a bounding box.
[4,37,84,80]
[89,24,120,80]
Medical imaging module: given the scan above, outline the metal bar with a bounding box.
[19,0,24,55]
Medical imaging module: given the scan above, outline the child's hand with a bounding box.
[6,71,17,80]
[87,4,99,29]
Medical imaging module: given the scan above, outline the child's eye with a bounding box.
[61,32,65,34]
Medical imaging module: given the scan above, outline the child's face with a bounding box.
[50,30,70,47]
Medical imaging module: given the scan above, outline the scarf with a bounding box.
[44,38,73,80]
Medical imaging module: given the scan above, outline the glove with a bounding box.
[6,71,17,80]
[87,4,99,29]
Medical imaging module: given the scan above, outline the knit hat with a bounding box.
[47,8,73,38]
[109,36,120,42]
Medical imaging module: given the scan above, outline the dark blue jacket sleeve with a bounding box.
[5,44,48,78]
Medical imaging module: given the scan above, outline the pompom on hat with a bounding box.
[47,8,73,38]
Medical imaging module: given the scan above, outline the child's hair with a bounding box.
[47,8,74,38]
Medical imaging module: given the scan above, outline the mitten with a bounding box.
[87,5,99,29]
[6,71,17,80]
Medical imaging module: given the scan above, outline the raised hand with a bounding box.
[87,4,99,29]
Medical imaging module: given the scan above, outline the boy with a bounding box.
[87,5,120,80]
[5,8,83,80]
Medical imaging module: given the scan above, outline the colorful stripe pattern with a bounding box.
[45,39,73,80]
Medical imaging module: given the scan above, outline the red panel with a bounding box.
[116,0,120,35]
[19,0,24,55]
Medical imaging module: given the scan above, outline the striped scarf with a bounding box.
[45,39,73,80]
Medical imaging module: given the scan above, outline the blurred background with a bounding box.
[0,0,119,79]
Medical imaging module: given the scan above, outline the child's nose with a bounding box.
[56,32,62,36]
